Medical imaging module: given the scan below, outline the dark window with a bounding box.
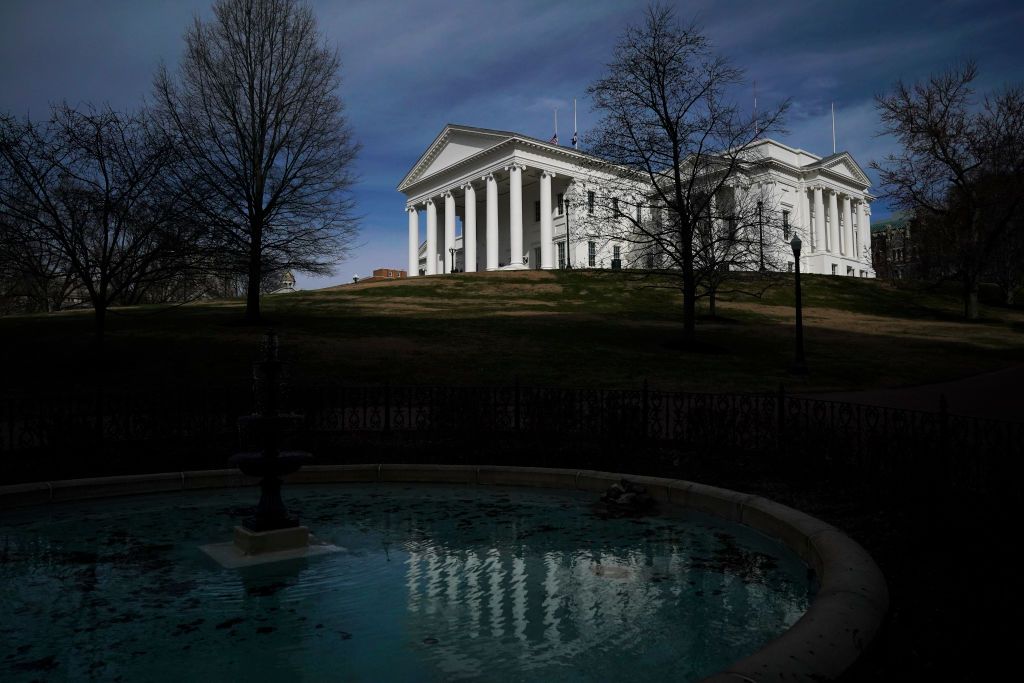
[588,241,596,267]
[557,193,564,215]
[646,253,655,269]
[612,197,620,215]
[787,262,794,273]
[557,242,565,269]
[636,204,642,223]
[613,245,621,260]
[588,191,595,214]
[534,201,540,222]
[782,210,790,239]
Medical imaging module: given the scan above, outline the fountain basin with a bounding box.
[0,465,887,681]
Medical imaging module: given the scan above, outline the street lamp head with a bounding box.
[790,234,802,257]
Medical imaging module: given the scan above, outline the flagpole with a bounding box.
[832,102,836,154]
[753,81,758,138]
[573,98,578,150]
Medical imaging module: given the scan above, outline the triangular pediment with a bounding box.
[813,153,871,186]
[398,125,513,191]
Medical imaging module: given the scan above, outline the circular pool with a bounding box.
[1,481,817,681]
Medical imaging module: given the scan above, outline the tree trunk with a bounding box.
[708,290,717,318]
[963,276,979,320]
[245,217,263,323]
[93,301,107,350]
[682,275,696,339]
[682,226,696,339]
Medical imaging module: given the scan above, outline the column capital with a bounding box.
[540,170,557,179]
[482,172,497,183]
[425,197,434,206]
[406,205,417,213]
[461,181,476,192]
[444,190,454,199]
[504,163,526,173]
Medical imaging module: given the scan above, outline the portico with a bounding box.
[399,124,876,278]
[399,125,594,276]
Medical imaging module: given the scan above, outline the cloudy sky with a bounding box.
[1,0,1021,288]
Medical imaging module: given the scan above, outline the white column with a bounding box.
[506,163,524,267]
[484,173,498,271]
[425,199,437,275]
[851,199,860,261]
[407,207,419,277]
[539,170,555,269]
[444,191,456,274]
[841,194,852,257]
[861,202,872,268]
[812,186,824,254]
[827,189,839,255]
[462,183,477,272]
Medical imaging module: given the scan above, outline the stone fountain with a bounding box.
[201,330,339,568]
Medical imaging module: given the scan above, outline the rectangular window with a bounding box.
[613,245,621,260]
[831,264,838,275]
[588,241,596,267]
[787,262,794,273]
[557,241,566,269]
[557,193,564,215]
[636,204,642,223]
[588,191,595,214]
[646,253,655,269]
[534,200,540,222]
[847,266,854,276]
[612,197,620,216]
[782,210,790,239]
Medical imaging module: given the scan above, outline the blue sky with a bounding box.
[2,0,1022,288]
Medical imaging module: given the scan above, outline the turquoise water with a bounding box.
[0,484,813,681]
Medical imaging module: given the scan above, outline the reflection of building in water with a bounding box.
[402,542,805,677]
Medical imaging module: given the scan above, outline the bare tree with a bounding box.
[153,0,359,323]
[0,105,199,339]
[873,61,1024,319]
[582,3,787,338]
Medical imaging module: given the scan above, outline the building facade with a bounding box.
[399,124,875,278]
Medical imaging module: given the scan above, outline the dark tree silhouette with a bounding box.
[873,61,1024,318]
[153,0,359,323]
[583,3,787,338]
[0,105,198,339]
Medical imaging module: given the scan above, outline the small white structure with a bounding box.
[399,124,875,278]
[268,270,298,294]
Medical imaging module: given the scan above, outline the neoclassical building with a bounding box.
[399,124,875,278]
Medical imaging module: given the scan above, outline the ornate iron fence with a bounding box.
[1,382,1019,493]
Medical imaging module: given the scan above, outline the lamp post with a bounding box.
[448,247,456,274]
[790,234,807,374]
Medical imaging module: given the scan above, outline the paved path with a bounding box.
[808,365,1024,422]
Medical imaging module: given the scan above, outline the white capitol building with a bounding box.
[400,124,875,278]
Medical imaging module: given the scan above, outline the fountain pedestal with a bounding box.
[200,331,341,568]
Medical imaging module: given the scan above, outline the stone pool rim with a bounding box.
[0,464,888,682]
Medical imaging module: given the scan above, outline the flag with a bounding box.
[549,133,558,145]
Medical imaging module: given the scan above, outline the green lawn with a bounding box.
[1,269,1022,397]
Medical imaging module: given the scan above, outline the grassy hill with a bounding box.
[1,269,1022,397]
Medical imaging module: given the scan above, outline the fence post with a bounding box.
[642,378,650,440]
[938,393,950,493]
[776,383,786,458]
[514,376,521,431]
